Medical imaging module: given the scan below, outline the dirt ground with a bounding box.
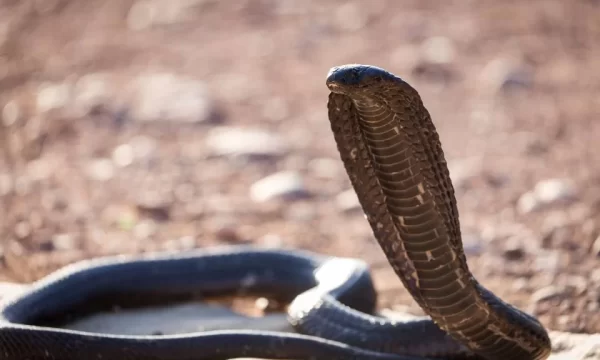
[0,0,599,335]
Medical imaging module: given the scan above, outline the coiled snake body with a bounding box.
[0,65,551,360]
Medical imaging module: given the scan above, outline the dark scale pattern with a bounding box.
[325,64,552,360]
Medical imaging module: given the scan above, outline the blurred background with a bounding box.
[0,0,598,334]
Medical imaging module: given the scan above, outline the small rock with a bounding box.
[215,223,241,243]
[461,233,484,256]
[14,221,31,239]
[259,234,284,247]
[421,36,456,65]
[250,171,309,202]
[52,233,76,250]
[178,236,196,250]
[531,285,566,303]
[164,236,196,250]
[36,82,71,113]
[479,57,532,94]
[517,191,540,214]
[132,73,214,124]
[112,144,134,167]
[206,127,286,159]
[86,158,115,181]
[0,173,13,196]
[336,189,361,213]
[2,100,20,126]
[73,73,111,115]
[136,193,171,221]
[503,240,526,261]
[533,250,560,273]
[41,190,69,211]
[129,135,157,159]
[518,179,577,214]
[512,278,530,292]
[26,159,52,181]
[133,220,157,239]
[535,179,576,204]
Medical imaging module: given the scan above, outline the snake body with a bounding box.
[0,64,552,360]
[0,247,428,360]
[322,64,551,359]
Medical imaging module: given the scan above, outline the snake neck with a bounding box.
[328,91,551,360]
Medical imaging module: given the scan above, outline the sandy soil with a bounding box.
[0,0,599,334]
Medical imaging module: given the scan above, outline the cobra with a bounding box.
[0,64,552,360]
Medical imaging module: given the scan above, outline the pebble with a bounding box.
[206,127,286,159]
[335,189,361,213]
[0,173,13,196]
[259,234,284,247]
[533,250,561,273]
[461,233,484,256]
[164,236,196,250]
[26,159,52,181]
[36,82,71,113]
[535,179,577,204]
[517,191,541,214]
[518,178,577,214]
[249,171,309,202]
[112,144,135,167]
[215,225,241,243]
[129,135,158,159]
[479,57,532,94]
[73,73,111,115]
[131,73,213,124]
[135,193,172,221]
[86,158,115,181]
[52,233,76,250]
[2,100,20,126]
[133,220,157,240]
[421,36,456,65]
[531,285,566,303]
[502,239,526,261]
[14,221,31,239]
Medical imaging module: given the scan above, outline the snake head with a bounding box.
[326,64,414,102]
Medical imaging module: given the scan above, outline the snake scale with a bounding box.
[0,64,552,360]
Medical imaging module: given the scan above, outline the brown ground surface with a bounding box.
[0,0,599,335]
